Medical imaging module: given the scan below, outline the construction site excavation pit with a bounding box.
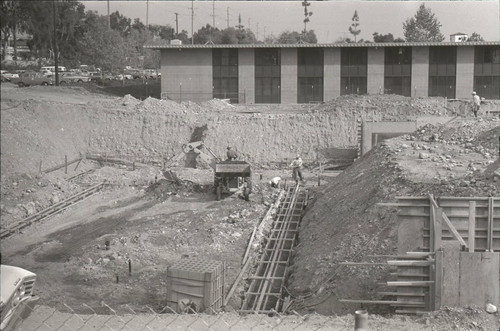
[1,84,499,330]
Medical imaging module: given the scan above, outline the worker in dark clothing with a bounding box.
[226,146,238,161]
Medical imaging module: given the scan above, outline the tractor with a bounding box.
[214,161,252,201]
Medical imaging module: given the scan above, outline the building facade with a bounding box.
[144,42,500,103]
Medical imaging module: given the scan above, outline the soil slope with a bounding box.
[288,117,500,316]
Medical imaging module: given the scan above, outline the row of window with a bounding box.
[211,47,500,103]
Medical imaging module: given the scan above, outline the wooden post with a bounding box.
[65,155,68,174]
[435,208,442,250]
[429,195,435,252]
[433,248,443,310]
[468,201,476,252]
[487,197,494,251]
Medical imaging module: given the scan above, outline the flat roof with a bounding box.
[145,41,500,50]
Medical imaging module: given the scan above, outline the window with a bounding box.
[298,48,324,103]
[341,48,367,95]
[255,49,281,103]
[213,49,239,103]
[474,46,500,99]
[384,47,412,96]
[428,47,456,98]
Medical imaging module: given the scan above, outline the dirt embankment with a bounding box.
[2,87,462,179]
[288,117,499,315]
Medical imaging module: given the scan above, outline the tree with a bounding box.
[79,14,127,72]
[403,4,444,42]
[373,32,405,43]
[469,32,484,41]
[110,11,131,37]
[0,1,22,61]
[348,10,361,42]
[18,1,86,66]
[276,30,317,44]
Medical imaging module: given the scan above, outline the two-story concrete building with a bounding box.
[144,42,500,104]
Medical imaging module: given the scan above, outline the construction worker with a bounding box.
[289,154,304,183]
[472,91,481,118]
[269,176,281,188]
[226,146,238,161]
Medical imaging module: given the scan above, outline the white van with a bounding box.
[40,66,66,74]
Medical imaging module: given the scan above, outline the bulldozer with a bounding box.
[163,141,252,201]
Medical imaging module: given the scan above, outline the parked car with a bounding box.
[144,69,160,79]
[0,265,39,331]
[115,73,133,80]
[10,72,54,87]
[59,72,92,84]
[0,70,19,82]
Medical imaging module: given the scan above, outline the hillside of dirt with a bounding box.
[288,117,499,318]
[2,83,499,330]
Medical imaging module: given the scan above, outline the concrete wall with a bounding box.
[324,48,341,101]
[238,49,255,104]
[411,47,429,98]
[456,46,475,99]
[161,49,213,103]
[367,48,385,95]
[361,121,418,155]
[281,48,298,104]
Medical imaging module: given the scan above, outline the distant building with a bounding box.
[144,41,500,102]
[2,36,32,60]
[450,33,468,42]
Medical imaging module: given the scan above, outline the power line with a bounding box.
[191,0,194,44]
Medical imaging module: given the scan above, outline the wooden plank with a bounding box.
[430,194,435,252]
[435,208,442,250]
[433,249,443,310]
[441,241,461,307]
[338,299,423,305]
[395,310,429,314]
[459,252,500,306]
[387,281,433,286]
[487,197,494,251]
[378,292,426,297]
[387,261,433,267]
[468,201,476,252]
[339,262,389,266]
[441,211,467,249]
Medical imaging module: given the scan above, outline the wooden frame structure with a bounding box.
[340,196,499,313]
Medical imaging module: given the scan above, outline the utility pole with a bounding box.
[107,0,110,29]
[257,23,259,40]
[226,7,229,29]
[191,0,194,44]
[174,13,179,35]
[212,0,215,28]
[52,0,59,86]
[264,26,266,40]
[146,0,149,28]
[248,19,250,31]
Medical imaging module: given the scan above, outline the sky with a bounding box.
[82,1,500,42]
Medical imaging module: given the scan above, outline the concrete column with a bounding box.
[411,47,429,97]
[367,48,385,95]
[281,48,298,104]
[456,46,475,99]
[162,49,213,102]
[324,48,341,101]
[238,49,255,104]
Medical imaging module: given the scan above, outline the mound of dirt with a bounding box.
[288,118,499,315]
[313,94,454,120]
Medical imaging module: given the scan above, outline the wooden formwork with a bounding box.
[395,196,500,253]
[342,196,500,313]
